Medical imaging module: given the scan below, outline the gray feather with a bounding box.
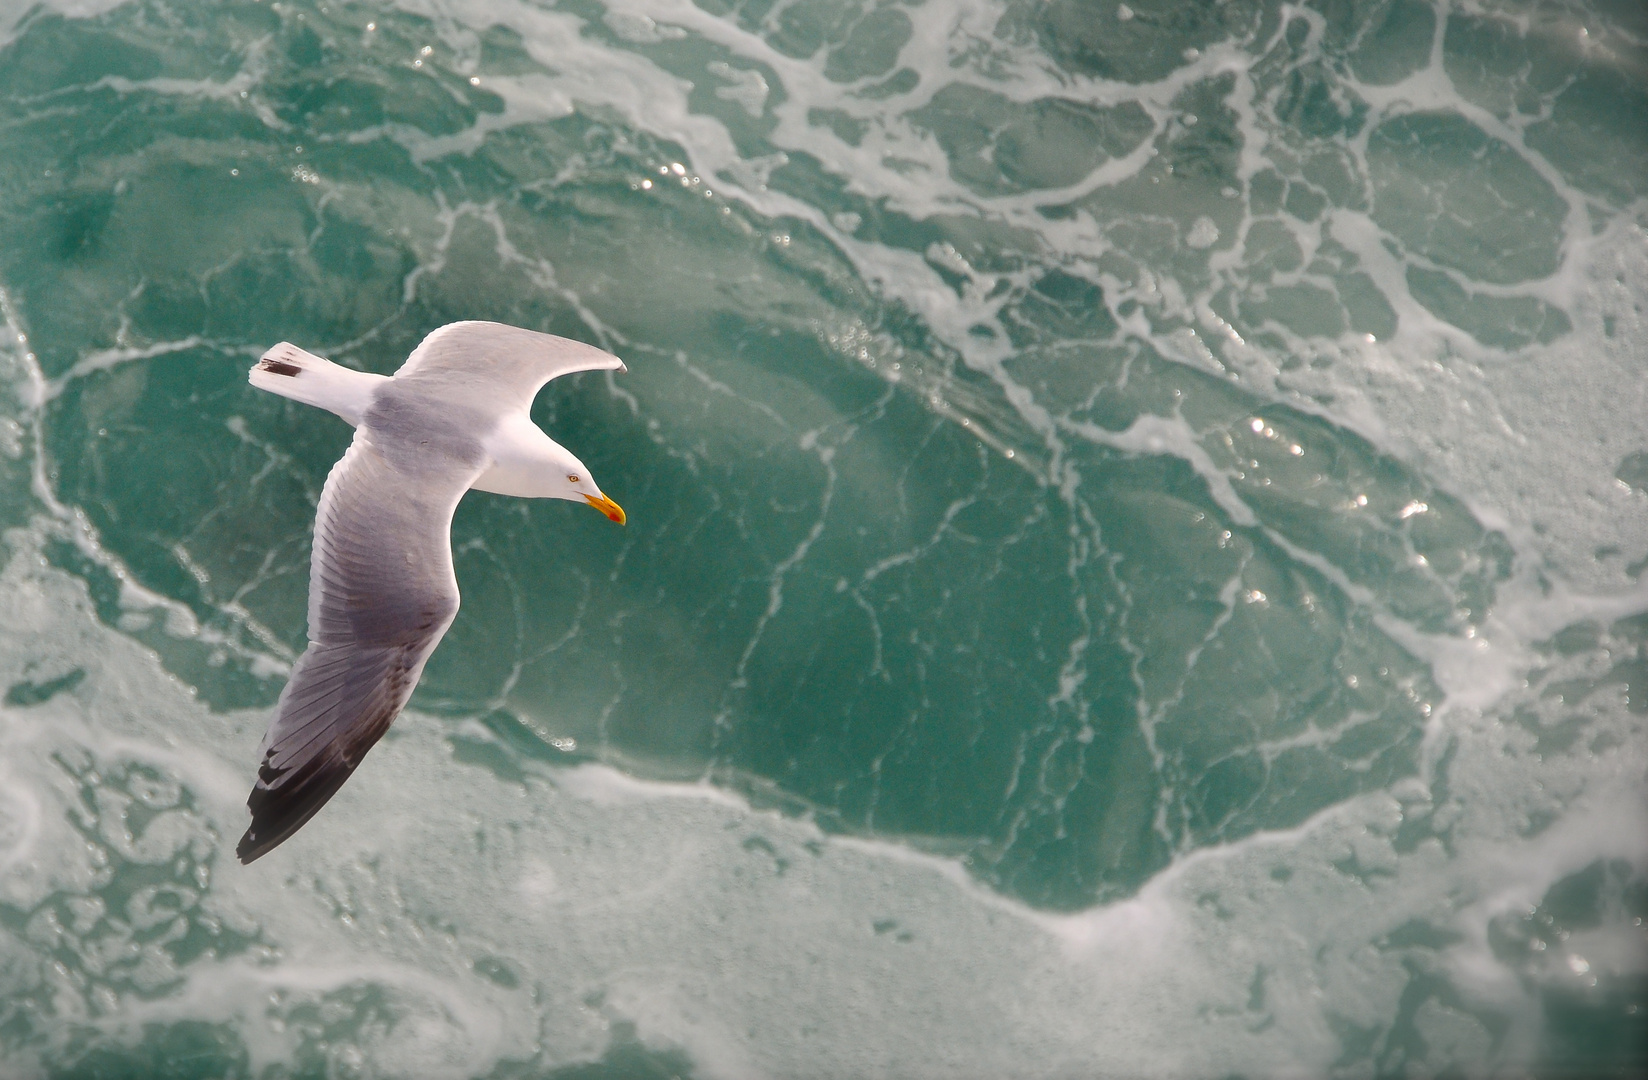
[237,428,482,863]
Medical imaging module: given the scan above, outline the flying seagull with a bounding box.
[236,321,627,863]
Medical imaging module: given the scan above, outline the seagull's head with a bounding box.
[553,451,625,525]
[467,412,628,515]
[569,474,626,524]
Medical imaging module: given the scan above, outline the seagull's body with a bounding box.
[237,321,626,863]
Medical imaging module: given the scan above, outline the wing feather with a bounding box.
[392,321,625,414]
[237,430,482,863]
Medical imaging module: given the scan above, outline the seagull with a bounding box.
[236,321,627,863]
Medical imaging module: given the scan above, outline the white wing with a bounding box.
[393,321,626,416]
[236,428,483,863]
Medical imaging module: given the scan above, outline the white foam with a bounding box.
[2,519,1645,1076]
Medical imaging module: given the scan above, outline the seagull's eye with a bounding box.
[567,474,580,484]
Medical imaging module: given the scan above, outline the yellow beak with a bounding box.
[583,492,626,525]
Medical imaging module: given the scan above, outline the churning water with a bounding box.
[0,0,1645,1076]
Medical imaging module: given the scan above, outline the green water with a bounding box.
[1,1,1645,1076]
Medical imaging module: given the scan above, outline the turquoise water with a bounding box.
[1,0,1645,1074]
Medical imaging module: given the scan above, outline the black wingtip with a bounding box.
[236,760,357,864]
[259,358,302,377]
[236,829,268,864]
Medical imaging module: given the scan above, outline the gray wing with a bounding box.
[392,321,626,413]
[237,430,482,863]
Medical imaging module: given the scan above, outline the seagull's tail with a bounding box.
[250,343,388,427]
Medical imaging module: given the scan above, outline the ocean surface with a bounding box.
[0,0,1644,1075]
